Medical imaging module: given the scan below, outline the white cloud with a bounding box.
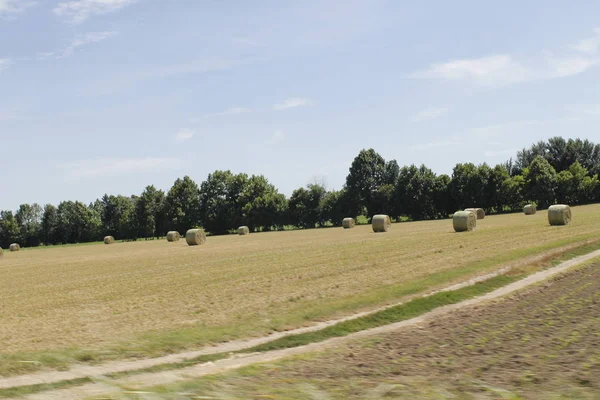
[413,31,600,87]
[0,0,36,16]
[484,148,520,158]
[273,97,312,111]
[566,104,600,116]
[62,157,181,178]
[52,31,117,59]
[175,128,194,143]
[571,28,600,54]
[408,138,460,151]
[413,107,448,122]
[53,0,139,23]
[412,55,534,86]
[269,130,286,144]
[0,58,12,72]
[189,107,251,122]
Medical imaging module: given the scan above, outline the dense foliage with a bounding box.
[1,136,599,248]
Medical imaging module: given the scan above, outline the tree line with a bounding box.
[1,136,599,248]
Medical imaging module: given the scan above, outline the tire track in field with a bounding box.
[15,248,600,400]
[1,241,599,395]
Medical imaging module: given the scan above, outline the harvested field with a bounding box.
[152,263,600,400]
[1,204,600,375]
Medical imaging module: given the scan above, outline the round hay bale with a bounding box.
[453,211,476,232]
[464,208,485,220]
[186,228,206,246]
[342,217,355,229]
[9,243,20,252]
[372,214,391,233]
[238,226,250,235]
[0,247,3,258]
[523,204,537,215]
[166,231,181,242]
[548,204,571,226]
[103,236,115,245]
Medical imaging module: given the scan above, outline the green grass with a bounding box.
[244,274,521,352]
[0,274,521,399]
[4,241,599,400]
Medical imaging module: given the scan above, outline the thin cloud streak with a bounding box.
[61,157,181,178]
[273,97,312,111]
[412,31,600,87]
[175,128,194,143]
[0,0,36,16]
[53,0,140,23]
[39,31,118,59]
[413,107,448,122]
[189,107,251,122]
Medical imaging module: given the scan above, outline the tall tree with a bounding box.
[41,204,59,245]
[15,203,42,247]
[523,156,557,209]
[345,149,387,218]
[165,176,201,234]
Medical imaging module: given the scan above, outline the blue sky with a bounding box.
[1,0,600,210]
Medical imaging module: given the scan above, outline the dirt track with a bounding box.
[1,239,596,391]
[10,248,600,399]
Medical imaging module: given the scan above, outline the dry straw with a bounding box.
[342,217,355,229]
[524,204,537,215]
[103,236,115,245]
[186,228,207,246]
[548,204,571,226]
[9,243,20,252]
[166,231,181,242]
[453,211,476,232]
[238,226,250,235]
[372,214,391,233]
[464,208,485,220]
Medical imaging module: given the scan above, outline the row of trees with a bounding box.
[1,137,599,248]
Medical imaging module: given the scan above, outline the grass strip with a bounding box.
[0,274,522,399]
[244,274,520,352]
[5,241,600,399]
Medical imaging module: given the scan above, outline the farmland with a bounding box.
[2,205,600,376]
[141,261,600,400]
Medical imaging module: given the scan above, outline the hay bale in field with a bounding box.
[453,211,476,232]
[548,204,571,226]
[186,228,207,246]
[238,226,250,235]
[9,243,20,252]
[465,208,485,220]
[524,204,537,215]
[103,236,115,245]
[0,247,3,258]
[166,231,181,242]
[342,217,355,229]
[372,214,391,233]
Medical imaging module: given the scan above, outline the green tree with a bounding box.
[199,171,246,234]
[320,190,347,226]
[134,185,166,238]
[449,163,486,209]
[165,176,201,234]
[395,165,439,220]
[15,203,42,247]
[239,175,287,231]
[41,204,60,245]
[500,175,525,211]
[0,211,20,248]
[523,156,557,209]
[486,165,510,212]
[345,149,387,217]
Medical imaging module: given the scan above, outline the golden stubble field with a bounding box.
[2,205,600,363]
